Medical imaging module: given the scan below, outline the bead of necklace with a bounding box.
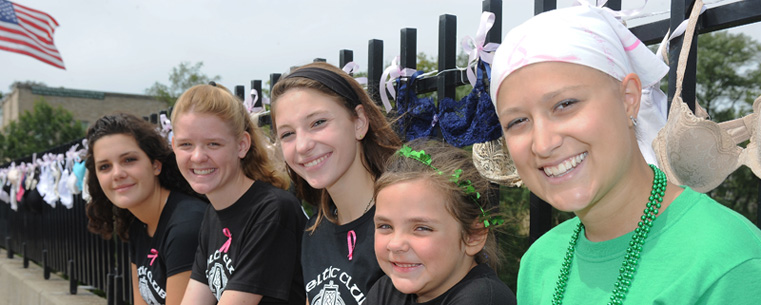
[551,164,667,305]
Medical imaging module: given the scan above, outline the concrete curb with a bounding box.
[0,249,106,305]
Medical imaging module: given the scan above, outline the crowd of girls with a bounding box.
[80,3,761,304]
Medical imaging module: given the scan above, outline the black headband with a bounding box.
[284,67,361,106]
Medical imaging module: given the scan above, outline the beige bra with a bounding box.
[652,5,760,193]
[653,95,760,193]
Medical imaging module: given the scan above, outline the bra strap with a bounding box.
[673,0,705,101]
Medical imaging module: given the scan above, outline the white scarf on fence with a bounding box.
[489,4,669,166]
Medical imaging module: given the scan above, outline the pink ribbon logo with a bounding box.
[347,230,357,261]
[219,228,232,253]
[147,249,158,266]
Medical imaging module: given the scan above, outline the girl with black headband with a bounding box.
[271,62,402,305]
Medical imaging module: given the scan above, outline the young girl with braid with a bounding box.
[366,139,515,304]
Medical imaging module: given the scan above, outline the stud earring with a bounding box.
[630,115,638,127]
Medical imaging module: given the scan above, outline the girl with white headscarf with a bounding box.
[490,3,761,304]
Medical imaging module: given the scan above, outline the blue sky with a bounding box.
[2,0,759,96]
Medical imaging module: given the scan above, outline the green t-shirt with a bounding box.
[517,187,761,304]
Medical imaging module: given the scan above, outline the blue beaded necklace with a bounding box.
[551,164,667,305]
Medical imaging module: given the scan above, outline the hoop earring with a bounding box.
[630,115,638,127]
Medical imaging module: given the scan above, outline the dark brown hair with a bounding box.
[374,139,503,268]
[171,83,290,190]
[85,113,203,241]
[270,62,402,232]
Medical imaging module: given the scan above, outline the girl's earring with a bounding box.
[630,116,638,127]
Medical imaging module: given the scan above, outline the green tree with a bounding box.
[9,80,47,90]
[146,61,221,106]
[695,32,761,224]
[696,31,761,121]
[0,98,85,162]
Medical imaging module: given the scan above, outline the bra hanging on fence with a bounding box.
[394,62,502,147]
[653,95,761,193]
[652,1,761,193]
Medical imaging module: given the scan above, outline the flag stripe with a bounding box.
[0,22,58,55]
[0,1,64,69]
[0,40,64,69]
[16,10,54,41]
[12,2,58,27]
[0,26,61,61]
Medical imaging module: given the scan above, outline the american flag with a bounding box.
[0,0,64,69]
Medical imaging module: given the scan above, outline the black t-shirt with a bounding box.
[365,264,516,305]
[129,191,207,305]
[189,180,307,304]
[302,206,383,305]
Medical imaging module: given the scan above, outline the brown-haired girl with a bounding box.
[366,139,515,304]
[85,113,206,305]
[271,62,401,305]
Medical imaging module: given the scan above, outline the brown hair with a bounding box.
[374,139,503,268]
[270,62,401,232]
[171,83,289,190]
[85,113,203,241]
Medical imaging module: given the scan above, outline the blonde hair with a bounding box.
[172,83,290,190]
[374,139,503,268]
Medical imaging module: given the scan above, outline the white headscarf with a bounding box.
[490,4,669,165]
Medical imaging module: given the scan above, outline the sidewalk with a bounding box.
[0,249,105,305]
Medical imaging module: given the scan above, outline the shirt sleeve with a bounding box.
[163,210,204,277]
[697,258,761,304]
[224,195,303,301]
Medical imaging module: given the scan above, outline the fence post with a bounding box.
[437,15,456,102]
[401,28,417,70]
[22,242,28,268]
[252,80,263,108]
[235,85,245,101]
[534,0,555,15]
[68,259,77,294]
[605,0,621,10]
[483,0,502,44]
[367,39,384,106]
[5,236,12,258]
[668,0,698,112]
[107,272,115,304]
[339,49,353,70]
[42,249,50,279]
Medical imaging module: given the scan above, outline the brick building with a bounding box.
[0,84,168,130]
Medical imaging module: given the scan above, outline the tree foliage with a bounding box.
[0,98,85,162]
[694,32,761,225]
[145,61,221,106]
[9,80,47,90]
[696,31,761,121]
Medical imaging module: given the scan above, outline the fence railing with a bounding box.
[1,1,760,304]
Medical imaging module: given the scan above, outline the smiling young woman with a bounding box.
[85,113,207,305]
[490,3,761,304]
[270,62,402,305]
[171,83,306,305]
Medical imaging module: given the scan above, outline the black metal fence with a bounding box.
[1,1,760,304]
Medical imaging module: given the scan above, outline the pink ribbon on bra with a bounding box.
[147,249,158,266]
[347,230,357,261]
[219,228,232,253]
